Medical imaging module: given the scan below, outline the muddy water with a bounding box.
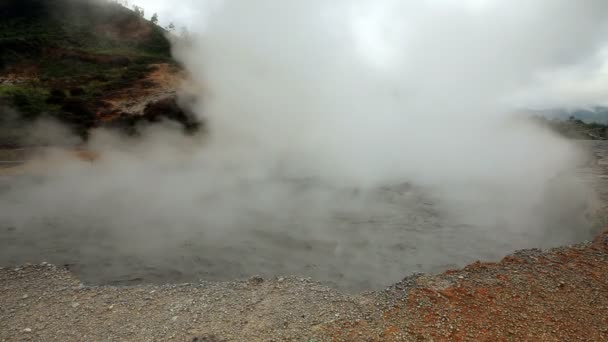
[0,141,607,292]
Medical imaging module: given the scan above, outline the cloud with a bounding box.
[510,46,608,109]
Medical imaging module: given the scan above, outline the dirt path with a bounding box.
[1,228,607,341]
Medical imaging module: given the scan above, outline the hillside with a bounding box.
[0,0,197,146]
[539,107,608,125]
[531,115,608,140]
[0,0,171,65]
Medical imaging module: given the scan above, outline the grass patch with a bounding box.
[0,85,56,119]
[39,58,116,79]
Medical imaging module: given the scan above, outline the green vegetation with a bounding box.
[0,85,55,119]
[0,0,176,140]
[0,0,171,65]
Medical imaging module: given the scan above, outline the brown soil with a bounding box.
[0,63,39,85]
[98,63,183,121]
[325,229,608,341]
[1,229,607,341]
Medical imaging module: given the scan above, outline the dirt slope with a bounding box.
[0,0,196,145]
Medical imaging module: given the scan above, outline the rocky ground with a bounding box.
[1,141,608,341]
[1,228,607,341]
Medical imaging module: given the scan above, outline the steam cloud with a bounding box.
[1,0,608,291]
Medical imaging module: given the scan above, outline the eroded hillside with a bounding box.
[0,0,197,146]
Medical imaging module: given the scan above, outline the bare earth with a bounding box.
[1,228,607,341]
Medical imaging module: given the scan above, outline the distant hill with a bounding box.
[531,107,608,125]
[0,0,199,146]
[530,111,608,140]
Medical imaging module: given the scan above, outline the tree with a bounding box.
[167,22,175,31]
[132,5,144,18]
[151,13,159,25]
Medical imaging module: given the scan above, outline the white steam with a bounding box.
[176,0,607,185]
[1,0,608,291]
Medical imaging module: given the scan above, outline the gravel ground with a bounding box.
[1,228,608,341]
[2,141,608,341]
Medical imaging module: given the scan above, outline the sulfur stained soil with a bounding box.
[1,228,607,342]
[325,229,608,341]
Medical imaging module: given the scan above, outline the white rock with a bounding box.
[23,328,32,333]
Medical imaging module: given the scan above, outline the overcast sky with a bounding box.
[128,0,217,29]
[128,0,608,108]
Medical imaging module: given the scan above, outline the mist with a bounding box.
[1,0,608,291]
